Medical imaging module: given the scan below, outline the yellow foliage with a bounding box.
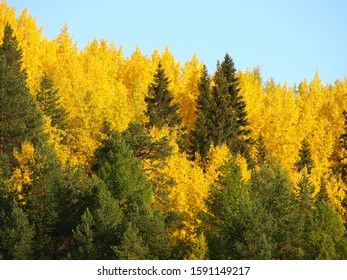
[205,144,230,184]
[10,142,36,196]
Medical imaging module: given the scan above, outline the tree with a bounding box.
[145,62,181,129]
[0,23,45,170]
[92,131,173,259]
[250,158,304,259]
[210,54,252,158]
[332,110,347,182]
[255,133,268,165]
[36,73,68,131]
[92,131,151,208]
[295,138,315,174]
[71,208,96,259]
[201,158,274,259]
[0,199,34,259]
[189,64,213,160]
[304,200,347,259]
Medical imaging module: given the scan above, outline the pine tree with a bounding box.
[0,199,34,259]
[122,121,172,161]
[189,64,213,160]
[201,158,274,259]
[92,131,151,207]
[145,62,181,129]
[113,222,149,260]
[71,208,96,259]
[36,73,68,130]
[250,158,304,259]
[0,23,45,170]
[210,54,252,158]
[255,133,268,165]
[304,200,346,259]
[92,132,173,259]
[295,138,315,174]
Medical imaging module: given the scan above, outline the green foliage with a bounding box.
[201,157,276,259]
[0,199,34,259]
[255,133,268,165]
[113,222,149,260]
[295,138,315,174]
[189,64,213,160]
[71,208,96,259]
[250,158,305,259]
[36,73,68,130]
[92,131,151,207]
[0,23,45,170]
[211,54,252,157]
[145,63,181,129]
[304,201,347,259]
[123,121,172,161]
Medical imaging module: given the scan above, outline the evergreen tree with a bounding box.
[250,158,304,259]
[0,199,34,259]
[71,208,96,259]
[36,73,68,130]
[92,131,151,207]
[201,158,274,259]
[145,63,181,129]
[295,138,315,174]
[113,222,149,260]
[210,54,252,158]
[189,65,213,160]
[0,23,45,170]
[255,133,268,165]
[92,132,173,259]
[304,200,347,259]
[297,171,315,214]
[122,121,172,161]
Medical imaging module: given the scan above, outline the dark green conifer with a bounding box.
[295,138,315,174]
[189,65,213,160]
[0,199,34,259]
[255,133,268,165]
[201,158,274,259]
[0,23,45,170]
[145,63,181,129]
[36,73,68,130]
[250,158,304,259]
[211,54,252,158]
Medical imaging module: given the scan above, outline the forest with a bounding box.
[1,2,347,260]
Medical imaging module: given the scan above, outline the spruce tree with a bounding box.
[255,133,268,165]
[92,132,173,259]
[295,138,315,174]
[210,54,251,158]
[36,73,68,131]
[250,158,304,259]
[189,64,213,160]
[201,158,274,259]
[0,199,34,259]
[0,23,46,171]
[145,63,181,129]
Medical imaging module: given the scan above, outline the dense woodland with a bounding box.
[1,3,347,259]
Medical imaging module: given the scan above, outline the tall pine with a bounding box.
[189,64,213,160]
[145,63,181,129]
[0,23,45,172]
[36,73,68,131]
[295,138,315,174]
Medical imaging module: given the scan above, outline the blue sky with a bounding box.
[7,0,347,85]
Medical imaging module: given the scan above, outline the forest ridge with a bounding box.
[1,3,347,259]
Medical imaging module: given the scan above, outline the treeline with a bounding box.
[1,3,347,259]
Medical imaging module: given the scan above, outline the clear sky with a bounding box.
[6,0,347,85]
